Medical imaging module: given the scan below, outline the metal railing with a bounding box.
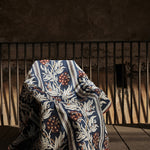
[0,41,150,126]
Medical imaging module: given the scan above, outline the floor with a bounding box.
[0,125,150,150]
[107,124,150,150]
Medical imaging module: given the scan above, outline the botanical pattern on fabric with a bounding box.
[9,60,111,150]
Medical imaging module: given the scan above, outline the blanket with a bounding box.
[9,60,111,150]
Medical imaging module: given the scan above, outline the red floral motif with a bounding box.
[69,111,82,121]
[46,116,60,133]
[93,132,99,149]
[40,60,49,65]
[94,88,101,94]
[78,70,86,77]
[104,135,110,150]
[33,87,44,93]
[59,72,70,85]
[52,96,62,102]
[78,143,84,150]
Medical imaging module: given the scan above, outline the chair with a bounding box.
[9,60,111,150]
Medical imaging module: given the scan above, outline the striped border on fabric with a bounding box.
[55,101,77,150]
[68,60,105,149]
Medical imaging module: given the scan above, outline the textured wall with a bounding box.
[0,0,150,42]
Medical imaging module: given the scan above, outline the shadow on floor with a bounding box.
[114,123,150,129]
[0,126,20,150]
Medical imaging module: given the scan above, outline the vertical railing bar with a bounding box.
[105,42,108,95]
[65,42,67,60]
[32,43,35,62]
[89,42,92,80]
[40,43,43,59]
[24,43,27,78]
[81,42,83,69]
[8,43,11,125]
[48,42,51,59]
[121,42,125,124]
[16,43,19,125]
[0,43,4,126]
[56,42,59,59]
[146,42,149,123]
[130,42,133,123]
[105,42,108,124]
[73,42,75,60]
[97,42,100,87]
[138,41,141,124]
[113,42,116,124]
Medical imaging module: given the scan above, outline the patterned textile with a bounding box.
[9,60,111,150]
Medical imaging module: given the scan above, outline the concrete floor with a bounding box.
[0,125,150,150]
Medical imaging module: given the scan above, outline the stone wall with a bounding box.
[0,0,150,42]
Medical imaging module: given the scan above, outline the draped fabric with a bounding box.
[9,60,111,150]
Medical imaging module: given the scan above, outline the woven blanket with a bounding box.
[9,60,111,150]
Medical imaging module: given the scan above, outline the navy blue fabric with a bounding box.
[9,60,111,150]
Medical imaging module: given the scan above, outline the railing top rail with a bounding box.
[0,40,150,44]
